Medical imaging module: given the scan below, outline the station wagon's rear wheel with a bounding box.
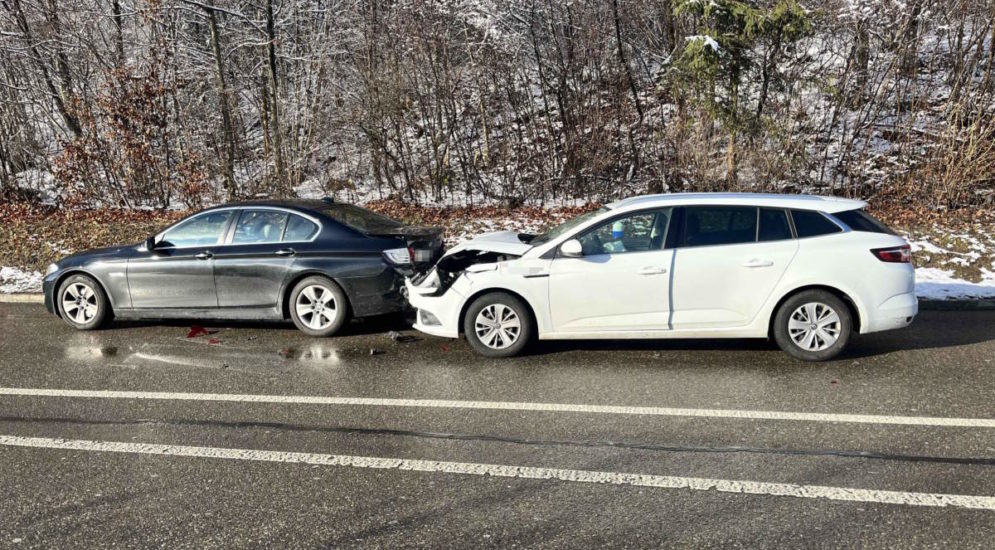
[773,290,852,361]
[57,274,109,330]
[289,276,349,337]
[463,292,534,358]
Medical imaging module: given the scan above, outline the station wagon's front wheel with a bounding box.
[773,290,852,361]
[289,276,349,337]
[463,292,534,358]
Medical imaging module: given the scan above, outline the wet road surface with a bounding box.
[1,302,994,548]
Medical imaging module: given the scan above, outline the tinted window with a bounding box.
[792,210,842,238]
[161,211,232,248]
[320,203,402,234]
[684,206,757,247]
[833,209,894,234]
[232,210,288,244]
[577,209,671,255]
[284,215,319,241]
[758,208,792,242]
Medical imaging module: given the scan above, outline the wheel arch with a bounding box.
[458,287,541,336]
[51,269,115,318]
[279,271,353,321]
[767,284,862,338]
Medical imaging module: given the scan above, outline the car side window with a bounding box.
[232,210,289,245]
[284,215,319,241]
[792,209,842,238]
[577,209,671,256]
[758,208,792,242]
[161,211,233,248]
[683,206,757,247]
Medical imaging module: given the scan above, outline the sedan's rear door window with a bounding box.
[683,206,758,247]
[791,210,843,238]
[232,210,289,244]
[284,214,319,241]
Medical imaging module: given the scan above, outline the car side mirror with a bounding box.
[145,237,158,251]
[560,239,583,258]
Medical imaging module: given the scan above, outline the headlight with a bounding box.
[46,263,59,276]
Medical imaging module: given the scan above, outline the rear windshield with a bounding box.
[833,209,894,234]
[320,204,403,234]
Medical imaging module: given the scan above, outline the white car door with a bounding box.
[548,208,675,333]
[670,206,798,330]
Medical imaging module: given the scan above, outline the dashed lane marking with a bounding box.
[1,434,993,510]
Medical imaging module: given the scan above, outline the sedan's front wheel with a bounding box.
[463,292,534,358]
[773,290,852,361]
[57,274,110,330]
[289,276,349,337]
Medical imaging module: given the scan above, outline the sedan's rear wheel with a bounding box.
[289,276,349,337]
[463,292,533,358]
[773,290,852,361]
[57,274,109,330]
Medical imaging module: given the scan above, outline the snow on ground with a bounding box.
[0,267,42,294]
[914,267,995,300]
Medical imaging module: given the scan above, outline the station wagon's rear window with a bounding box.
[833,209,895,234]
[684,206,758,247]
[791,210,843,238]
[758,209,792,242]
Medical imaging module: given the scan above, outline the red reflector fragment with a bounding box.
[871,245,911,263]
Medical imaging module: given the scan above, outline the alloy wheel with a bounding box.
[474,303,522,350]
[295,285,338,331]
[62,282,99,325]
[788,302,841,351]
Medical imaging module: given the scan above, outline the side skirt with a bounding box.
[114,307,284,321]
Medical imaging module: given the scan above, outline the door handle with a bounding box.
[637,266,667,275]
[195,251,214,260]
[742,259,774,268]
[275,248,296,257]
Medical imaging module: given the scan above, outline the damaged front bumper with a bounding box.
[405,269,466,339]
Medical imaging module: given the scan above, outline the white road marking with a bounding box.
[1,387,994,428]
[0,434,993,510]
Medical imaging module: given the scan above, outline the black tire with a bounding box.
[56,274,110,330]
[288,276,350,337]
[773,290,852,361]
[462,292,534,358]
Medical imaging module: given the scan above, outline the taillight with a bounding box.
[383,248,412,265]
[871,245,911,263]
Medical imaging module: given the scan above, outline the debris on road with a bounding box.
[387,331,418,344]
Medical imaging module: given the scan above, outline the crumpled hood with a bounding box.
[443,230,533,257]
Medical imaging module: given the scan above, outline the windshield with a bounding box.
[529,206,611,246]
[321,203,403,234]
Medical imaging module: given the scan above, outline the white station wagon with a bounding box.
[406,193,916,361]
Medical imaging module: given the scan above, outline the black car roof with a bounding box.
[203,198,331,217]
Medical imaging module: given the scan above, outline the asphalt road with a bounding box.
[1,302,994,548]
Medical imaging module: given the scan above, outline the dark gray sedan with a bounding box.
[43,199,443,336]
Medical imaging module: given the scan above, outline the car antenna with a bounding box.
[320,196,335,204]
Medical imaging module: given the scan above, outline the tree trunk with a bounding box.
[207,8,238,199]
[264,0,286,195]
[112,0,124,66]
